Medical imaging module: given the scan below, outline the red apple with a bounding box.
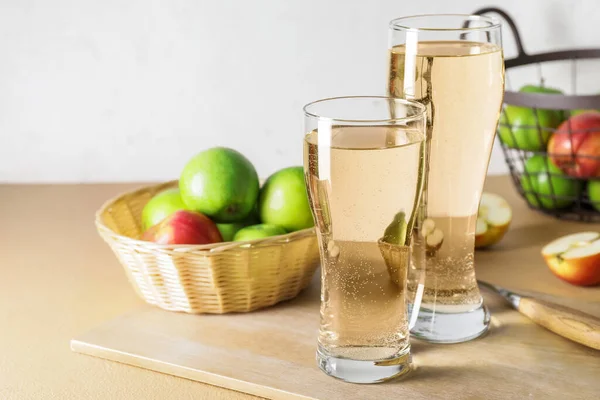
[541,232,600,286]
[142,210,222,245]
[548,112,600,178]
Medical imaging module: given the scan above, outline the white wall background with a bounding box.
[1,0,599,183]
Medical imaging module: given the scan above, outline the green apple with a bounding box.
[259,166,314,232]
[498,85,564,151]
[571,109,600,117]
[233,224,286,241]
[587,180,600,212]
[179,147,259,222]
[520,155,581,209]
[519,85,563,95]
[141,188,187,230]
[216,213,259,242]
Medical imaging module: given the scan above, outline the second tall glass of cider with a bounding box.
[387,14,504,343]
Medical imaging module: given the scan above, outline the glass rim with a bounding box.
[303,95,427,124]
[389,14,501,33]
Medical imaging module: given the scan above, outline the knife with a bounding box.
[478,280,600,350]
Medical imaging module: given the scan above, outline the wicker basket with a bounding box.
[95,181,320,314]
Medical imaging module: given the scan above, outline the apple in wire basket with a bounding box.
[542,232,600,286]
[142,210,222,245]
[547,112,600,178]
[498,85,564,151]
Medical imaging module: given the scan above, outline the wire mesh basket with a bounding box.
[475,8,600,222]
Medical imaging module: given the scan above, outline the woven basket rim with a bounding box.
[95,180,316,252]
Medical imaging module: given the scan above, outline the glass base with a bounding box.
[316,345,412,384]
[410,302,490,343]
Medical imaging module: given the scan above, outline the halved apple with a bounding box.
[541,232,600,286]
[420,218,444,255]
[475,192,512,249]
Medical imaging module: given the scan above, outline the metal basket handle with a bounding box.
[472,7,527,59]
[471,7,600,110]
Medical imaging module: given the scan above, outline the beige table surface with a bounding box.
[1,176,599,399]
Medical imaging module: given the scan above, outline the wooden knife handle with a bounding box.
[518,297,600,350]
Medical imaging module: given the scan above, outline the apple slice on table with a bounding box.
[542,232,600,286]
[475,193,512,249]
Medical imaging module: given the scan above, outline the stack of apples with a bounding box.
[499,85,600,286]
[499,84,600,212]
[141,147,314,245]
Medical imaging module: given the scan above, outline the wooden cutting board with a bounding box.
[71,271,600,400]
[71,178,600,399]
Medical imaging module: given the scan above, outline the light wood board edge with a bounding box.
[70,339,314,400]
